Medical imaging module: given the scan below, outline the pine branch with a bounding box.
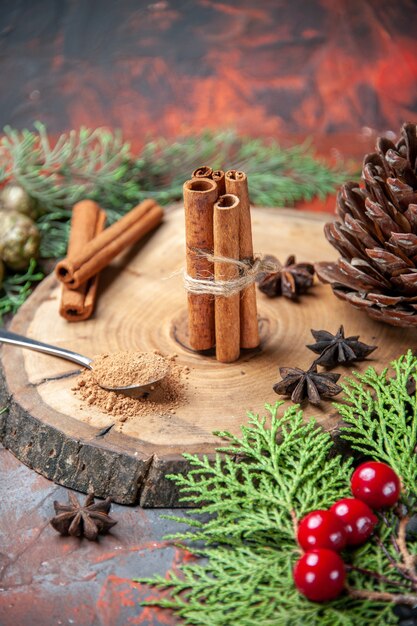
[0,125,350,218]
[164,403,352,547]
[337,350,417,496]
[0,122,135,211]
[141,542,397,626]
[0,259,43,322]
[0,123,351,321]
[138,361,417,625]
[135,133,350,208]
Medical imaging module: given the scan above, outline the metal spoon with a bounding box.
[0,328,168,397]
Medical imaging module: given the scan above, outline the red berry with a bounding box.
[330,498,378,546]
[293,549,346,602]
[351,461,400,509]
[297,509,347,552]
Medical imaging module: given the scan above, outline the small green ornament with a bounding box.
[0,211,40,270]
[0,183,38,219]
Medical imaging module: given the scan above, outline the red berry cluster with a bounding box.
[293,461,401,603]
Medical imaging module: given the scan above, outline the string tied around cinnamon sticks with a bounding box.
[183,253,278,298]
[184,172,261,361]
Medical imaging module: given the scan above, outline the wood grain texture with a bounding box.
[1,205,416,506]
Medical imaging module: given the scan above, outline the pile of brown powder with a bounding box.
[91,351,169,388]
[72,352,187,422]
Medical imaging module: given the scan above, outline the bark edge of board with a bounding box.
[0,359,194,507]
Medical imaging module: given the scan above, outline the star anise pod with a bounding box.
[50,492,117,541]
[256,254,315,299]
[307,325,377,367]
[273,363,342,405]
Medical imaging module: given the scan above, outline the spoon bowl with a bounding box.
[0,329,169,397]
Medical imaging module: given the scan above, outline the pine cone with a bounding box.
[316,123,417,327]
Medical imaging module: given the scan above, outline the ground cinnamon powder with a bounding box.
[91,351,169,388]
[72,352,187,422]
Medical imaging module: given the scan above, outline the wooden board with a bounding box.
[1,206,416,506]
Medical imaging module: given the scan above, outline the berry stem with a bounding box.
[379,510,406,559]
[374,536,414,582]
[397,515,417,582]
[381,512,401,554]
[346,586,417,606]
[290,508,298,538]
[374,511,417,590]
[345,564,411,589]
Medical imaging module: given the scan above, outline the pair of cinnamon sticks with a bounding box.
[184,167,259,363]
[56,199,164,321]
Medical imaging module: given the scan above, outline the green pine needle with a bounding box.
[0,259,43,322]
[337,350,417,496]
[0,123,351,321]
[164,404,352,547]
[137,357,417,625]
[0,122,134,212]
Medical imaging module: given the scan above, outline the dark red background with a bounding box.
[1,0,416,142]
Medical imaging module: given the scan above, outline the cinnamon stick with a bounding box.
[192,166,226,196]
[192,165,213,179]
[214,194,240,363]
[59,200,106,321]
[225,170,259,349]
[55,199,163,289]
[183,177,218,350]
[212,170,226,195]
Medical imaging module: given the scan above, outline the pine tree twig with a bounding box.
[377,511,407,560]
[346,585,417,606]
[0,259,44,323]
[390,532,402,556]
[290,508,299,538]
[338,351,417,494]
[345,564,412,589]
[374,535,415,583]
[379,511,401,555]
[398,515,417,582]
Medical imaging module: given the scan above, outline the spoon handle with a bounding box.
[0,328,93,369]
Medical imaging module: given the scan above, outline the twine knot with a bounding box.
[183,252,279,297]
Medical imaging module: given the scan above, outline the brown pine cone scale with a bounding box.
[316,123,417,327]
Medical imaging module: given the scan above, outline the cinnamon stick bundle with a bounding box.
[213,194,240,363]
[225,170,259,349]
[191,166,225,195]
[183,177,218,350]
[55,199,163,289]
[59,200,106,321]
